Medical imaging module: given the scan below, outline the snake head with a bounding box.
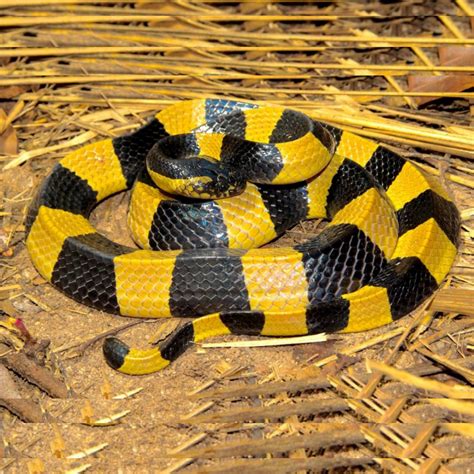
[146,134,246,199]
[196,161,246,198]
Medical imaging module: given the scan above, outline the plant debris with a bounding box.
[0,1,472,472]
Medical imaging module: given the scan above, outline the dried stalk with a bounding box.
[172,428,366,458]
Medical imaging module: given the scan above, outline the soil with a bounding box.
[1,2,473,472]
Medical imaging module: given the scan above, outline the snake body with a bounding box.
[26,99,460,375]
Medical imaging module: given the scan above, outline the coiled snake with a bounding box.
[26,99,460,375]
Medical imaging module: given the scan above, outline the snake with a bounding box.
[26,98,460,375]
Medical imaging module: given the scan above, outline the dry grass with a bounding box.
[0,1,473,472]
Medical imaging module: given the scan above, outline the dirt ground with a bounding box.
[1,2,473,473]
[2,162,411,470]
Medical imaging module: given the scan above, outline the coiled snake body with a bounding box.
[26,99,460,375]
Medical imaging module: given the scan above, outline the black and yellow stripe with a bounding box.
[146,101,332,198]
[26,99,460,375]
[128,171,280,251]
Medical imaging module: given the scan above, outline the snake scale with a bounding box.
[26,99,460,375]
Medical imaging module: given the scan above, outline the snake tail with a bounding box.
[103,311,271,375]
[104,306,352,374]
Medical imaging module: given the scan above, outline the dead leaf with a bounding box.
[438,46,474,67]
[407,75,474,106]
[0,85,25,99]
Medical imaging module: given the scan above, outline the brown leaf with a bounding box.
[407,75,474,106]
[438,46,474,67]
[0,85,25,99]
